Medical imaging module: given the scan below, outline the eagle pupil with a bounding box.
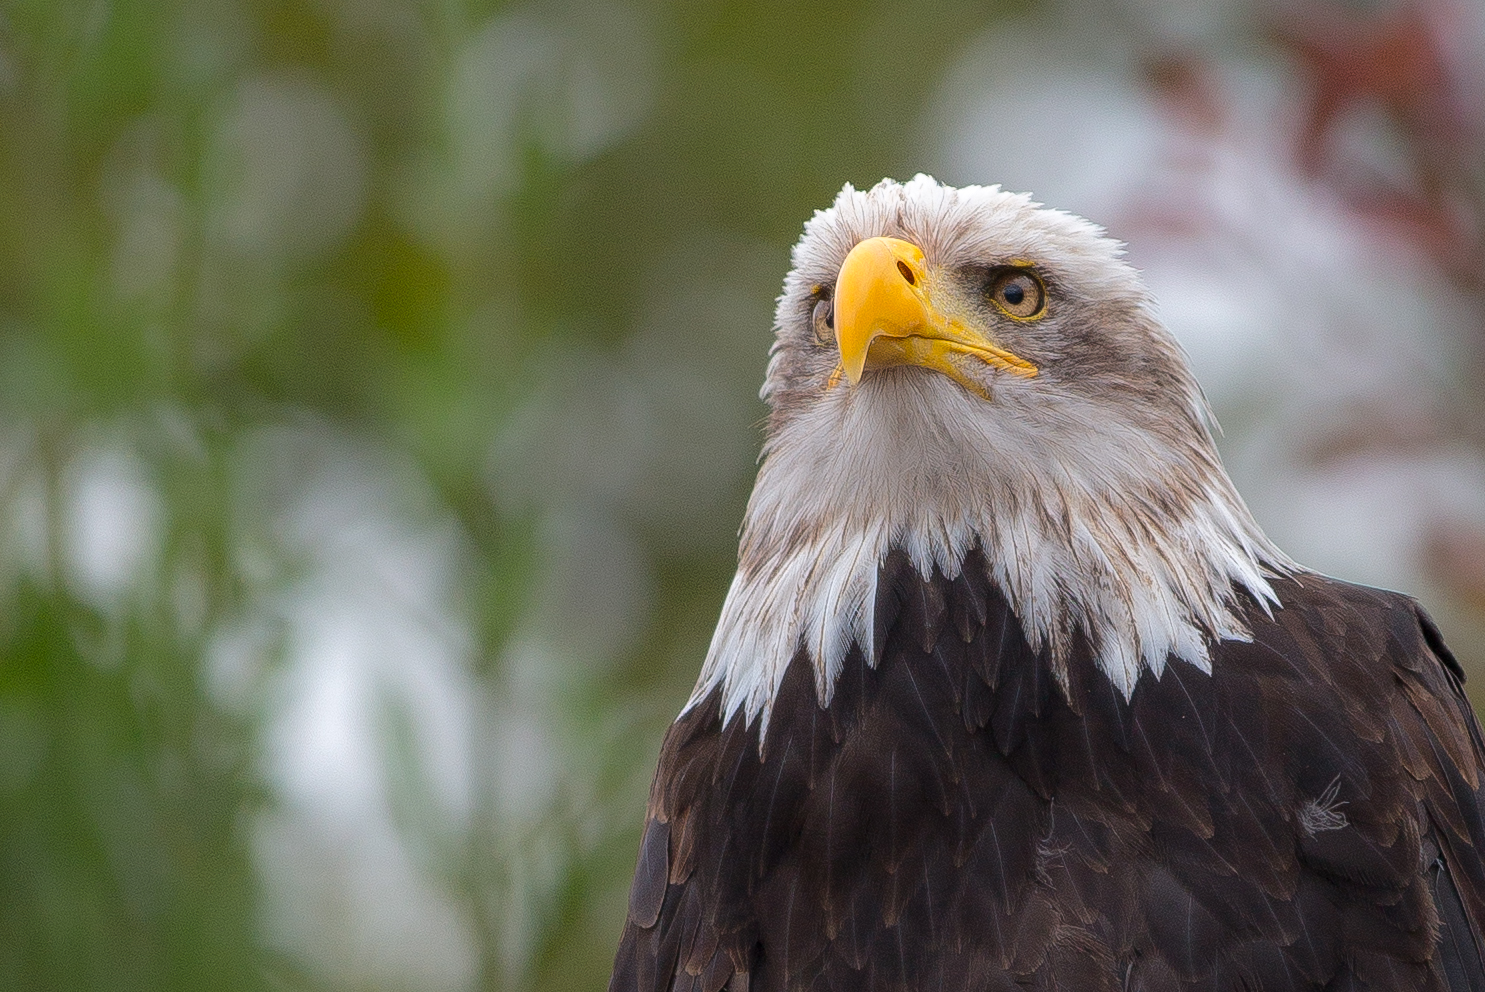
[811,297,835,345]
[1003,283,1025,306]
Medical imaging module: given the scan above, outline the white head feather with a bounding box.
[688,176,1294,735]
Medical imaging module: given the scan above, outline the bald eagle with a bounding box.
[608,177,1485,991]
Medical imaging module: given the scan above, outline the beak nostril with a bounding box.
[896,260,916,285]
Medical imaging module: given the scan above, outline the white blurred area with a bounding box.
[932,0,1485,663]
[227,425,480,992]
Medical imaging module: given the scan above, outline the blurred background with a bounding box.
[2,0,1484,988]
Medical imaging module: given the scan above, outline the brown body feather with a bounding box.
[610,551,1485,991]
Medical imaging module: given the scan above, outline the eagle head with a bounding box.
[690,176,1292,734]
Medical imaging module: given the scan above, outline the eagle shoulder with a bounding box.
[1214,573,1485,990]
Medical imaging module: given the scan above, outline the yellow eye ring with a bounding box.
[988,269,1046,320]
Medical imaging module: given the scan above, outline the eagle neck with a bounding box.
[685,388,1293,738]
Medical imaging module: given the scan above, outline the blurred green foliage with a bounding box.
[0,1,1017,989]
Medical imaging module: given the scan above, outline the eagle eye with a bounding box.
[988,269,1046,320]
[811,295,834,346]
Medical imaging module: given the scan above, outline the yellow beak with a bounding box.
[832,236,1037,390]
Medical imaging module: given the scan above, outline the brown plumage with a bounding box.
[608,177,1485,990]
